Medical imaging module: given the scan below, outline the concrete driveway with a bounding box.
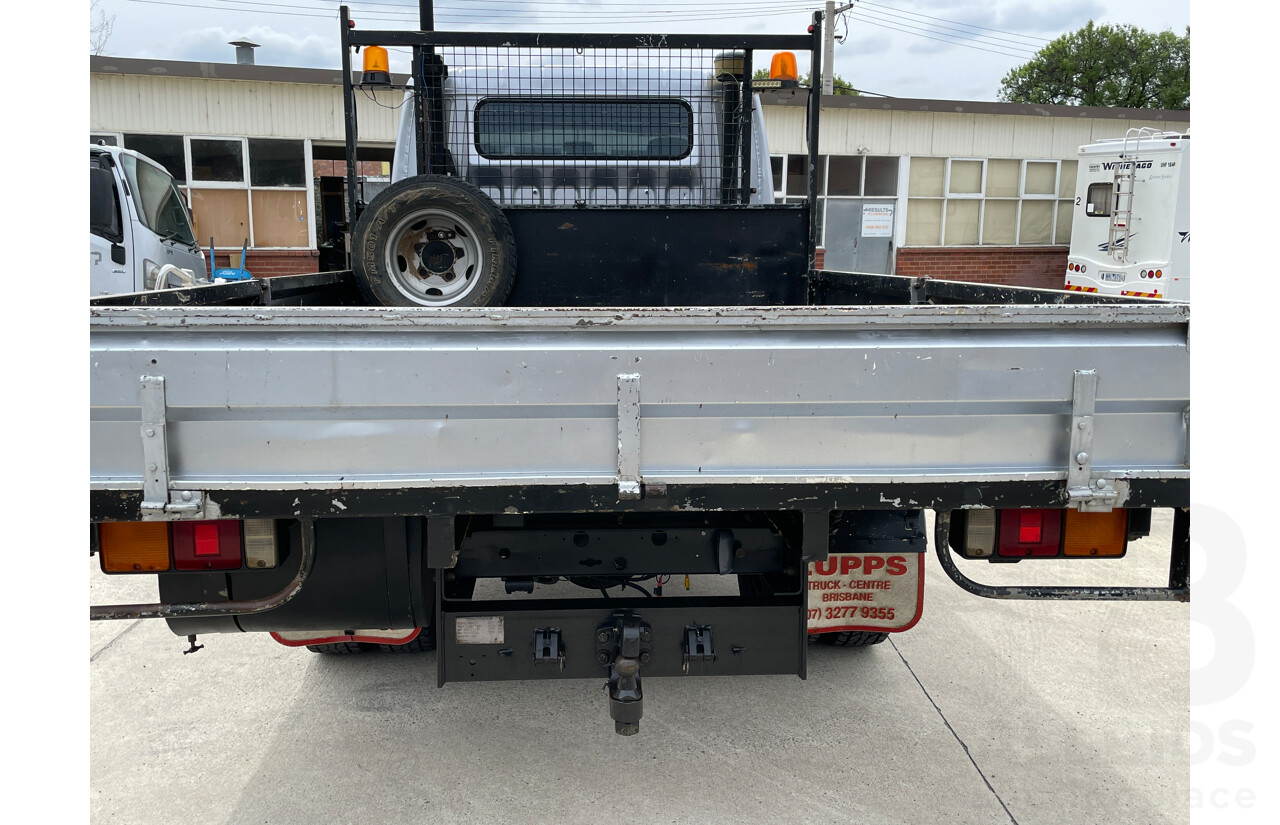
[90,511,1187,824]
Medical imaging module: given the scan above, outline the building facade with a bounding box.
[90,55,1189,288]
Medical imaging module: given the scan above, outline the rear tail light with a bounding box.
[960,509,996,557]
[243,519,279,569]
[997,509,1062,557]
[99,522,171,573]
[950,508,1132,560]
[173,520,243,570]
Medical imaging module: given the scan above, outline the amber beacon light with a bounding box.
[770,51,799,88]
[362,45,391,85]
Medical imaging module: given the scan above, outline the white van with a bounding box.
[90,144,207,296]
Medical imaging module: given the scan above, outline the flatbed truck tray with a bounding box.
[90,302,1188,522]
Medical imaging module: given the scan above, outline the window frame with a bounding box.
[181,135,316,250]
[906,156,1076,247]
[472,97,695,161]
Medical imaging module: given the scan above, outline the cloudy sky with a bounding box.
[89,0,1189,102]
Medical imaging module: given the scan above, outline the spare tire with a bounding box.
[351,175,516,307]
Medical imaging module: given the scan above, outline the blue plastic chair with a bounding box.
[211,238,253,281]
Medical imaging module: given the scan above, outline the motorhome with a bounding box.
[1064,129,1189,301]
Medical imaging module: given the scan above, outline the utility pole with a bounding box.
[821,2,856,96]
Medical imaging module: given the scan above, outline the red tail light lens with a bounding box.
[997,509,1063,557]
[173,520,243,570]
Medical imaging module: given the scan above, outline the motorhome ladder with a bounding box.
[1108,160,1135,263]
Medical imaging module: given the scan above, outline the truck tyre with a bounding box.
[351,175,516,307]
[378,633,435,653]
[816,630,889,647]
[306,641,365,654]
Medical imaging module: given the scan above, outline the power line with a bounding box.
[129,0,819,24]
[857,1,1051,44]
[846,11,1037,59]
[850,5,1044,52]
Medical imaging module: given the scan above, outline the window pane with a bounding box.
[189,189,250,247]
[1019,201,1054,244]
[1086,183,1112,217]
[1058,160,1078,198]
[827,156,862,196]
[948,160,982,195]
[986,159,1019,198]
[786,154,824,197]
[786,154,806,196]
[475,99,692,159]
[191,139,244,183]
[249,139,305,187]
[1024,161,1057,196]
[770,156,784,195]
[909,157,944,197]
[815,197,825,245]
[906,199,941,245]
[91,133,119,146]
[864,156,898,197]
[1055,200,1073,244]
[90,163,121,240]
[125,134,186,183]
[252,190,309,247]
[982,200,1017,245]
[944,200,980,245]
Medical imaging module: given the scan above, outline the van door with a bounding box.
[90,154,134,296]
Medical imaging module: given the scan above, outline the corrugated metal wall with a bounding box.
[92,71,1189,161]
[89,74,402,143]
[764,104,1190,159]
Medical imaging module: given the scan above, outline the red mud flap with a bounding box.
[270,628,421,647]
[806,551,925,634]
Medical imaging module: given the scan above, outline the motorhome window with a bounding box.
[125,134,186,184]
[191,138,245,183]
[1086,183,1112,217]
[121,155,197,247]
[474,99,692,160]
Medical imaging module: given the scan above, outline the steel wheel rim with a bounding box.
[384,208,486,305]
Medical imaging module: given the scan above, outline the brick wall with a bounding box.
[211,249,321,278]
[313,160,388,177]
[894,247,1069,290]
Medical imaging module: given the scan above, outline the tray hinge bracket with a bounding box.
[617,372,642,500]
[139,375,209,521]
[1066,370,1126,512]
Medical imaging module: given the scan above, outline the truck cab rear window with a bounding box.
[474,99,693,160]
[1085,182,1113,217]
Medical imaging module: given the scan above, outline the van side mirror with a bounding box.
[111,243,127,265]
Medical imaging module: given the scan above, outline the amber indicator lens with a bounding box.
[1063,509,1128,557]
[99,522,171,573]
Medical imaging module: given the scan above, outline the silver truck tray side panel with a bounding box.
[90,306,1190,492]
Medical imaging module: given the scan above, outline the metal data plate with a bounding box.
[90,305,1190,495]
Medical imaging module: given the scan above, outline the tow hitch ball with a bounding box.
[597,612,652,736]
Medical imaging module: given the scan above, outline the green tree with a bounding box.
[999,22,1188,109]
[752,67,859,95]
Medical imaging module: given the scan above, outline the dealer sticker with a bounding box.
[807,552,924,634]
